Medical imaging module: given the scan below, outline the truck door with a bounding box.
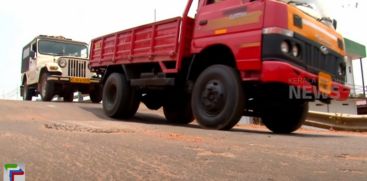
[192,0,264,50]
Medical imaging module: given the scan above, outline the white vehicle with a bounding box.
[20,35,102,103]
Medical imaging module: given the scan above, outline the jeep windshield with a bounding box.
[280,0,334,28]
[38,40,88,58]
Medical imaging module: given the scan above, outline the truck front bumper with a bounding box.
[47,75,100,85]
[260,61,350,101]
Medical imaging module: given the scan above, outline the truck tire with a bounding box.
[63,91,74,102]
[40,72,55,101]
[90,86,102,103]
[191,65,244,130]
[22,81,33,101]
[141,93,164,110]
[163,92,194,124]
[261,100,308,134]
[102,73,140,118]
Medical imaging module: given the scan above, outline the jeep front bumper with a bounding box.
[47,75,100,84]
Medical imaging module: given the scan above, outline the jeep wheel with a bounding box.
[90,85,102,103]
[191,65,244,130]
[40,73,55,101]
[22,81,33,101]
[102,73,140,118]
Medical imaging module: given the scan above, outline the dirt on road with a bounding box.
[0,100,366,180]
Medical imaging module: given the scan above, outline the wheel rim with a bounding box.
[200,80,225,116]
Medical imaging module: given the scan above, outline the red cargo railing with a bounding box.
[90,17,192,73]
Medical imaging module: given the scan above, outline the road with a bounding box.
[0,100,366,180]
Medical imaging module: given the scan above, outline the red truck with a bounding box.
[90,0,350,133]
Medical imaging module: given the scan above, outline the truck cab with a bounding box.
[21,35,102,103]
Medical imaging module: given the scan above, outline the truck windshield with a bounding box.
[279,0,334,28]
[38,40,88,58]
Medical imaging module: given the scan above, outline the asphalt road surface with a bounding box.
[0,100,366,180]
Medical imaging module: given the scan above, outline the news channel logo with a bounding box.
[3,164,25,181]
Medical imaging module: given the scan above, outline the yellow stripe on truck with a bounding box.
[214,29,228,35]
[287,5,345,56]
[205,11,262,31]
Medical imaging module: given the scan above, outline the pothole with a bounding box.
[44,123,134,134]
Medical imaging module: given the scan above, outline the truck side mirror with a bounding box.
[29,51,36,59]
[333,19,337,30]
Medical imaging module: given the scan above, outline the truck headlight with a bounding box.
[292,45,300,57]
[280,41,290,54]
[58,59,67,68]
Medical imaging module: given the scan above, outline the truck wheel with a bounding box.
[191,65,244,130]
[40,73,55,101]
[102,73,140,118]
[22,81,33,101]
[261,100,308,134]
[141,93,164,110]
[63,91,74,102]
[90,86,102,103]
[163,92,194,124]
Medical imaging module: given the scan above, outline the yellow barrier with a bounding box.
[306,111,367,131]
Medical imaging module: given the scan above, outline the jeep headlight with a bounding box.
[58,59,67,68]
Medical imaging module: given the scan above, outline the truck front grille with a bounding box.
[262,33,346,83]
[303,43,345,82]
[68,59,87,77]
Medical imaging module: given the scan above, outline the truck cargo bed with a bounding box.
[90,17,194,73]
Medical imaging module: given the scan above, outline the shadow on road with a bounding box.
[79,106,115,121]
[231,128,344,138]
[80,105,345,138]
[79,105,201,129]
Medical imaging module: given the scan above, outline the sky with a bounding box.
[0,0,366,98]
